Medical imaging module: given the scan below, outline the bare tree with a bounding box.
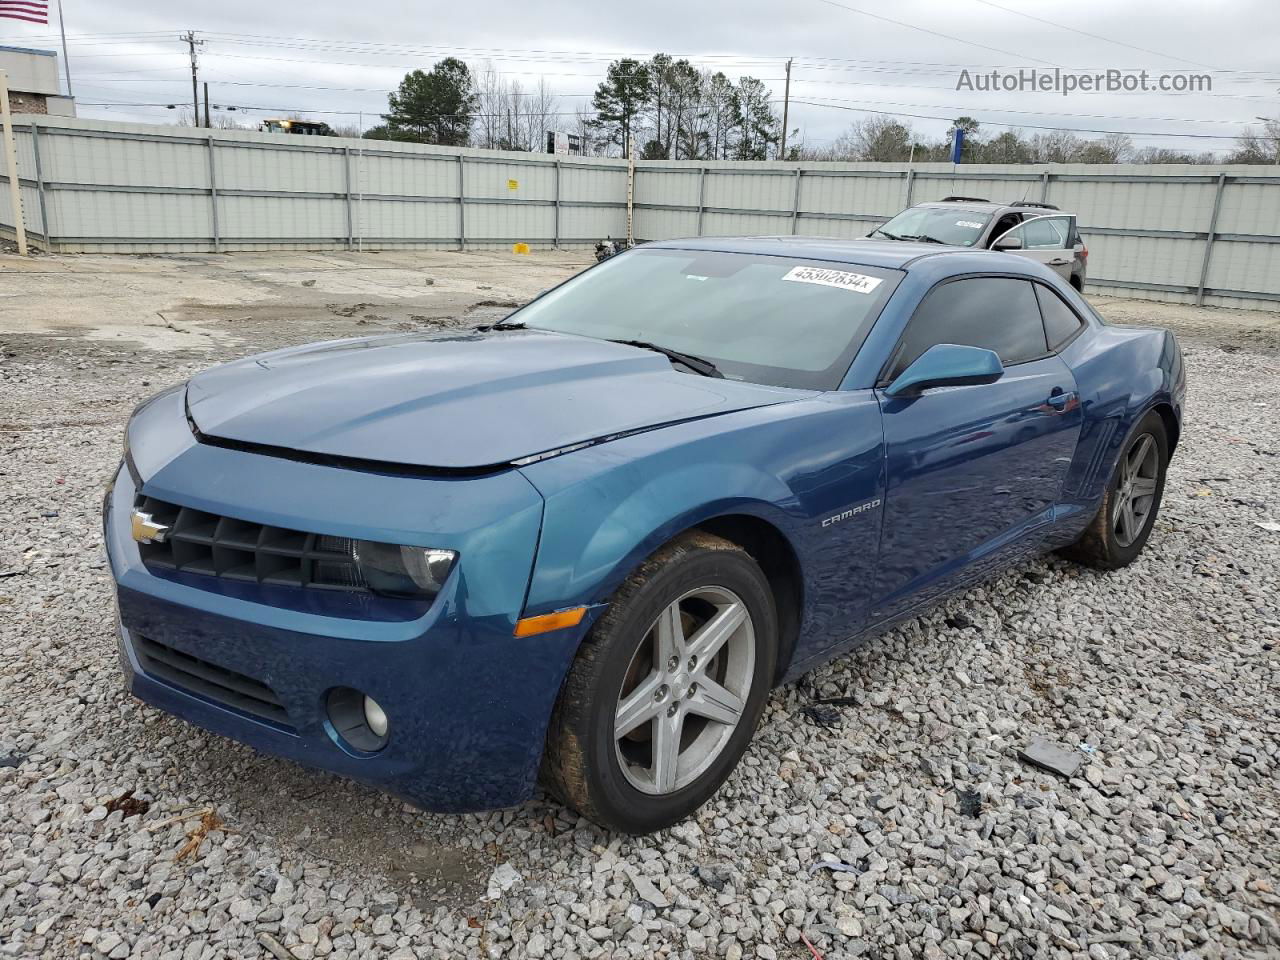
[573,104,600,156]
[471,64,560,152]
[829,116,915,161]
[1130,145,1217,164]
[1229,119,1280,164]
[472,62,505,150]
[518,77,558,153]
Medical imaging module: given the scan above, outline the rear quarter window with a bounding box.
[1035,284,1086,349]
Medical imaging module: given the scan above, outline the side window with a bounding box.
[986,213,1021,247]
[1035,284,1086,349]
[995,215,1072,250]
[890,277,1049,379]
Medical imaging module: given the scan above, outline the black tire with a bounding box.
[1060,410,1168,570]
[542,531,778,834]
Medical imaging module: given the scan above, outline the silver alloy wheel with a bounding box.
[613,586,756,795]
[1112,432,1159,547]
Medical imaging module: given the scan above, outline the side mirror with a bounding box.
[884,343,1004,398]
[993,235,1023,251]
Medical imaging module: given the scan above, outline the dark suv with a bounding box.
[867,197,1088,291]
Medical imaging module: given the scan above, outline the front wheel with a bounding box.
[542,532,777,834]
[1060,410,1169,569]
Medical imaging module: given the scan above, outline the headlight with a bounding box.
[352,542,457,600]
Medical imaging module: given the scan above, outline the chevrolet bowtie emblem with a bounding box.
[130,509,170,544]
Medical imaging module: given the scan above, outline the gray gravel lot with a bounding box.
[1,252,1278,960]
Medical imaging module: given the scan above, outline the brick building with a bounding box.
[1,45,75,116]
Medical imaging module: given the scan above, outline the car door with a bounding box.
[870,276,1082,623]
[992,215,1076,281]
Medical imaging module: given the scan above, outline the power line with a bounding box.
[789,99,1250,141]
[969,0,1218,71]
[66,74,1270,128]
[794,94,1260,126]
[805,0,1060,67]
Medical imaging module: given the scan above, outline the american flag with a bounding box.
[0,0,49,24]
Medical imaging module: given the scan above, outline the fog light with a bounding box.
[325,686,389,754]
[363,696,388,738]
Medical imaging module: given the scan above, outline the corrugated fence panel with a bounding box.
[634,168,699,208]
[560,162,626,204]
[4,118,1280,309]
[634,207,698,240]
[1087,234,1202,290]
[1053,176,1220,234]
[359,198,459,243]
[1207,240,1280,298]
[219,195,345,240]
[1218,180,1280,238]
[42,129,208,189]
[357,151,458,200]
[469,160,555,201]
[52,190,211,240]
[465,201,554,241]
[701,211,791,236]
[801,170,903,221]
[215,142,344,194]
[704,169,793,214]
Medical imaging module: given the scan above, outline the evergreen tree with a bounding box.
[383,58,477,146]
[590,59,652,154]
[730,77,779,160]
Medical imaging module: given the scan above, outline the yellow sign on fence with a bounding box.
[507,179,519,191]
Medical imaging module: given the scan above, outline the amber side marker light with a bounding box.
[514,607,587,638]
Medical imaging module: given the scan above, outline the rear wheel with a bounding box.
[1060,411,1168,569]
[543,532,777,834]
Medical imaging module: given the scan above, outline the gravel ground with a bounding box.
[1,253,1278,960]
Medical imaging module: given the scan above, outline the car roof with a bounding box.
[914,200,1073,215]
[641,235,972,269]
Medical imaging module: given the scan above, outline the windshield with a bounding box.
[873,206,994,246]
[510,248,901,390]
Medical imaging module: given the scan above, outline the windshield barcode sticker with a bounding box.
[782,266,883,294]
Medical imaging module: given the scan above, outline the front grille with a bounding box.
[135,495,368,592]
[134,633,293,730]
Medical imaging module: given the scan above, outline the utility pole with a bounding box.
[0,69,29,256]
[203,82,211,128]
[56,0,72,96]
[181,31,203,127]
[779,58,793,159]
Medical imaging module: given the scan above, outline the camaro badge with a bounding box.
[822,499,882,528]
[130,510,170,544]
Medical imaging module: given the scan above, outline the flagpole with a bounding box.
[57,0,72,96]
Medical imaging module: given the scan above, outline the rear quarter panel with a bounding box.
[1049,318,1184,544]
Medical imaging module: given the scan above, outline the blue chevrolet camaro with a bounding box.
[106,238,1184,833]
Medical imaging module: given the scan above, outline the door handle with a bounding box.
[1046,389,1075,411]
[1047,258,1071,266]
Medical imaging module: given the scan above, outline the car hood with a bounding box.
[185,330,811,470]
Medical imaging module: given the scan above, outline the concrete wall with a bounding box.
[0,45,60,96]
[3,116,1279,310]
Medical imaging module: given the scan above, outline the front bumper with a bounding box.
[105,404,591,811]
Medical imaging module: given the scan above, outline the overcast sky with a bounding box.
[4,0,1277,154]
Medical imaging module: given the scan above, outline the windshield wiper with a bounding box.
[611,339,723,378]
[476,320,527,331]
[872,228,905,240]
[911,234,948,244]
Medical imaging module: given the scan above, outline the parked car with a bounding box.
[868,197,1089,290]
[106,237,1182,834]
